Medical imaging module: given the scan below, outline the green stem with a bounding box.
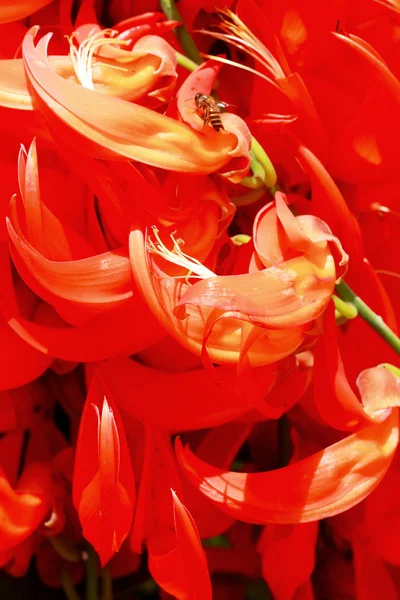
[335,281,400,355]
[49,536,82,563]
[171,17,278,195]
[85,544,99,600]
[381,363,400,378]
[250,137,277,188]
[101,567,112,600]
[176,51,198,72]
[61,568,81,600]
[332,295,358,320]
[240,156,266,189]
[231,188,266,207]
[231,234,251,246]
[159,0,202,65]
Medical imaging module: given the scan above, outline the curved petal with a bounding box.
[22,28,250,182]
[8,210,134,309]
[0,463,55,552]
[129,225,305,366]
[295,140,363,265]
[0,59,33,110]
[0,314,53,390]
[177,251,336,329]
[1,249,164,361]
[148,492,212,600]
[175,406,399,524]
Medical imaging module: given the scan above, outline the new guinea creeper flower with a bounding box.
[1,0,400,597]
[176,365,400,524]
[4,139,165,362]
[3,20,252,181]
[130,192,347,370]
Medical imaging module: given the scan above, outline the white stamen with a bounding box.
[198,8,286,82]
[67,28,130,90]
[147,226,216,280]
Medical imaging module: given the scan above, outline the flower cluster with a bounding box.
[0,0,399,598]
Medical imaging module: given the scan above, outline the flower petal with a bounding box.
[73,373,135,566]
[175,406,399,523]
[98,357,257,431]
[0,59,33,110]
[22,28,250,182]
[258,522,318,600]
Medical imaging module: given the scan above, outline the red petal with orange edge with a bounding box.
[175,407,399,523]
[0,463,54,552]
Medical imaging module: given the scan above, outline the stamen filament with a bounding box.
[199,8,286,81]
[147,226,216,279]
[200,53,279,90]
[67,29,131,90]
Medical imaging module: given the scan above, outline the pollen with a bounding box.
[67,28,130,90]
[147,226,216,280]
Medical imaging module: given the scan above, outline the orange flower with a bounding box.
[130,191,347,369]
[176,365,400,523]
[3,139,165,362]
[10,25,251,181]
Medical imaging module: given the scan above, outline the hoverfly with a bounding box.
[193,93,230,132]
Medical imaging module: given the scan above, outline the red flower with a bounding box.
[72,371,135,566]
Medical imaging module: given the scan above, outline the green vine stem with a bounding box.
[84,544,99,600]
[176,51,198,72]
[249,137,277,189]
[381,363,400,378]
[61,568,81,600]
[101,567,112,600]
[159,0,202,64]
[165,0,277,194]
[336,281,400,355]
[332,294,358,321]
[49,535,82,563]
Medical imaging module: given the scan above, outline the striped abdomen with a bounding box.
[209,111,224,132]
